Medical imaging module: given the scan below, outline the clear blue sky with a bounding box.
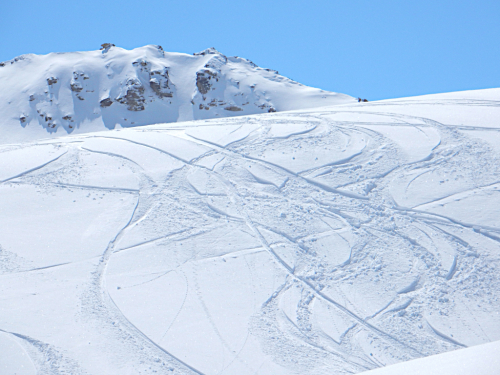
[1,0,499,100]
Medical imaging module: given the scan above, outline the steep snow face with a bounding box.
[1,88,500,374]
[0,45,354,144]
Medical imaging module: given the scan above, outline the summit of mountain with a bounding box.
[0,44,354,144]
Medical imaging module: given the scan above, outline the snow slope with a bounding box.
[359,339,500,375]
[0,45,354,145]
[0,88,500,374]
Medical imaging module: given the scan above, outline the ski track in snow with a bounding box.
[1,90,500,374]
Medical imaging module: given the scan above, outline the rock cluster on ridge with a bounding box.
[0,44,354,144]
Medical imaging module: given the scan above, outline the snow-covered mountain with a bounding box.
[1,87,499,374]
[0,44,354,144]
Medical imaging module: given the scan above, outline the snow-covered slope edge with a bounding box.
[1,88,499,374]
[359,339,500,375]
[0,44,354,144]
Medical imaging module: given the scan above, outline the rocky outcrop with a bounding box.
[70,72,90,100]
[132,60,148,68]
[0,45,354,140]
[193,47,221,56]
[149,68,173,98]
[100,43,115,50]
[1,56,27,68]
[100,43,115,53]
[35,108,56,129]
[156,45,165,56]
[116,78,146,111]
[192,52,278,117]
[70,82,83,92]
[47,77,58,85]
[128,59,175,103]
[100,98,113,107]
[257,103,277,112]
[224,106,243,112]
[196,70,218,94]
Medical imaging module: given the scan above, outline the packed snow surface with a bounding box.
[0,45,354,145]
[1,88,500,374]
[359,339,500,375]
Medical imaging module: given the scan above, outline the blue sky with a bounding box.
[1,0,499,100]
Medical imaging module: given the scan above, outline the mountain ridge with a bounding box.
[0,44,354,144]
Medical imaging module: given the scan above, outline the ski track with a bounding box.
[2,92,500,374]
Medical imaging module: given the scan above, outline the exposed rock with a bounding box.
[5,56,27,66]
[196,70,217,94]
[74,71,90,80]
[116,78,146,111]
[193,47,222,56]
[149,67,174,98]
[1,45,355,140]
[70,82,83,92]
[100,98,113,107]
[132,60,148,68]
[207,99,218,107]
[100,43,115,53]
[70,71,88,93]
[257,103,277,113]
[100,43,115,50]
[150,79,173,98]
[192,54,257,116]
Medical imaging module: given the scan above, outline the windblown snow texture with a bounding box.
[0,45,354,145]
[0,88,500,374]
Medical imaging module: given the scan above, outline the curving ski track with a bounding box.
[1,89,500,374]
